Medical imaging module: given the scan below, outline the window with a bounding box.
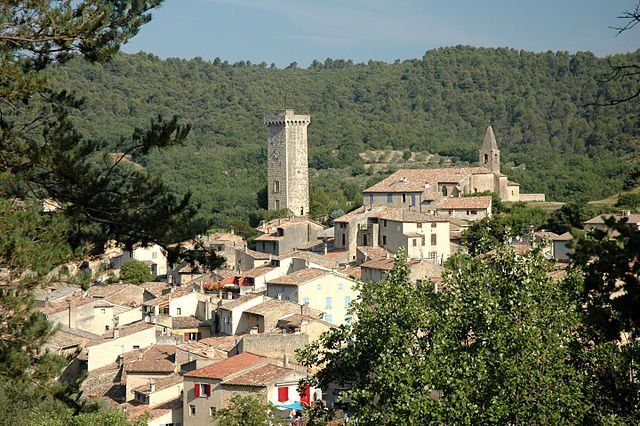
[383,219,387,227]
[185,332,201,342]
[303,297,310,305]
[411,194,416,206]
[386,193,393,203]
[133,345,140,350]
[344,313,352,326]
[280,286,285,293]
[325,314,333,324]
[100,308,106,314]
[105,325,110,331]
[484,153,489,164]
[325,297,332,309]
[189,405,196,416]
[344,296,351,307]
[275,199,280,210]
[442,186,448,196]
[273,180,280,193]
[152,251,158,259]
[177,308,182,315]
[412,239,417,247]
[431,222,437,228]
[402,193,406,203]
[431,234,437,246]
[342,234,346,246]
[317,283,322,290]
[417,223,422,228]
[363,234,368,246]
[338,283,344,290]
[369,193,374,204]
[278,386,289,402]
[194,383,211,398]
[382,235,387,245]
[471,210,478,215]
[210,407,217,416]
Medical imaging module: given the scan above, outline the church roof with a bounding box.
[363,167,493,193]
[482,126,499,151]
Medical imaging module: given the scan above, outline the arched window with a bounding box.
[484,153,489,164]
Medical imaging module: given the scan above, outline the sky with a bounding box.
[122,0,640,67]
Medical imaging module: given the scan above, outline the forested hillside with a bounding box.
[50,46,640,232]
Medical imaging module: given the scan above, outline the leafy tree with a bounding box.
[119,259,153,284]
[298,248,588,424]
[211,394,279,426]
[544,201,608,234]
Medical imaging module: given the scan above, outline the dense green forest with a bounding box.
[50,46,640,232]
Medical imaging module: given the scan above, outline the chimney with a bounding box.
[230,228,235,235]
[283,353,289,368]
[68,300,77,329]
[324,243,328,256]
[113,328,120,339]
[149,381,156,393]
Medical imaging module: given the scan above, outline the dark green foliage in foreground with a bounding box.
[49,47,640,229]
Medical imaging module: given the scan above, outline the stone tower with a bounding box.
[479,125,500,174]
[264,109,310,216]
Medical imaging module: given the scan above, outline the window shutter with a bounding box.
[205,384,211,397]
[194,383,200,397]
[278,386,288,402]
[184,332,190,342]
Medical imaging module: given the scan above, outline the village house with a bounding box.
[182,352,312,426]
[360,257,444,283]
[266,269,359,326]
[242,298,324,334]
[254,216,325,256]
[584,211,640,231]
[124,345,178,401]
[86,321,157,371]
[109,243,168,279]
[142,288,199,323]
[435,195,492,220]
[234,247,272,273]
[217,293,266,336]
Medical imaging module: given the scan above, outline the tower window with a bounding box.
[275,200,280,210]
[273,181,280,193]
[484,154,489,163]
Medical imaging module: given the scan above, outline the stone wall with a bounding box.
[237,333,309,359]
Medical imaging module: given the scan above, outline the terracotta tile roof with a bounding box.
[277,314,335,329]
[222,364,294,387]
[356,246,391,260]
[197,335,245,352]
[334,206,386,223]
[80,361,124,405]
[554,232,573,241]
[244,299,323,319]
[437,196,492,210]
[139,282,172,298]
[241,265,277,278]
[132,374,182,395]
[219,293,263,310]
[535,231,560,240]
[237,248,272,259]
[257,216,323,234]
[364,167,493,193]
[46,327,100,350]
[268,268,329,287]
[373,207,449,223]
[360,258,395,271]
[126,397,182,421]
[507,181,520,186]
[254,233,285,241]
[184,352,264,380]
[171,316,207,330]
[88,321,154,346]
[125,345,176,374]
[207,232,246,245]
[275,250,339,269]
[584,213,640,225]
[142,288,194,306]
[338,265,362,279]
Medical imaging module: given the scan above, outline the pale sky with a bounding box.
[122,0,640,67]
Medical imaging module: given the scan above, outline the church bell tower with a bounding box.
[264,109,310,216]
[479,125,500,174]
